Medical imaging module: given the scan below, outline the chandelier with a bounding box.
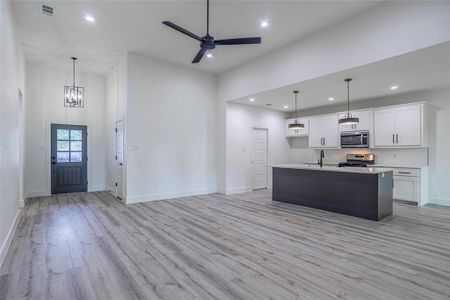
[64,57,84,108]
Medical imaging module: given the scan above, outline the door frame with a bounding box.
[251,127,268,190]
[46,120,90,195]
[115,120,124,202]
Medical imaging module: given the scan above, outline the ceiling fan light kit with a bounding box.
[162,0,262,64]
[338,78,359,125]
[289,90,304,130]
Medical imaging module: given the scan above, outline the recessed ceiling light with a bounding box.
[206,53,213,58]
[283,105,289,109]
[249,98,255,102]
[390,85,398,90]
[85,15,95,23]
[328,97,335,101]
[260,21,269,28]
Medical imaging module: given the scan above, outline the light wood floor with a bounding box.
[1,190,450,300]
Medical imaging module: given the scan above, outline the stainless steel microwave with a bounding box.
[340,131,369,148]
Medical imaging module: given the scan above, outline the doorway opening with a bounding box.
[252,128,268,190]
[51,124,88,194]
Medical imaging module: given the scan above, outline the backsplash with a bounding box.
[290,146,428,167]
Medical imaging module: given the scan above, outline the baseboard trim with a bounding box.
[429,197,450,207]
[0,209,21,269]
[88,185,106,192]
[126,188,217,204]
[25,190,49,198]
[224,186,253,195]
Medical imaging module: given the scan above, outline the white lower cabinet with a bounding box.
[393,175,419,203]
[391,167,427,205]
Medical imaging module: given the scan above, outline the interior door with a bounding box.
[115,120,124,199]
[252,128,267,190]
[374,108,396,146]
[51,124,87,194]
[395,105,421,146]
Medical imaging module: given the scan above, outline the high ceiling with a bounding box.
[11,0,379,74]
[232,42,450,111]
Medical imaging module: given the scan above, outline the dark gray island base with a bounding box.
[272,165,393,221]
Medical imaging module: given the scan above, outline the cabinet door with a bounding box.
[393,176,419,202]
[308,118,323,147]
[321,115,339,148]
[374,108,396,146]
[395,105,421,146]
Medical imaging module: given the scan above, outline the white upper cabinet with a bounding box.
[338,110,371,132]
[374,103,425,147]
[309,114,339,148]
[285,118,309,137]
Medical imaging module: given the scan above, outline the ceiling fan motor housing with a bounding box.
[201,35,216,50]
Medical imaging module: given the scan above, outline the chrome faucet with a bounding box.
[318,150,325,167]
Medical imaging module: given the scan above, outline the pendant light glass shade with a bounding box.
[289,90,304,130]
[64,57,84,108]
[338,78,359,125]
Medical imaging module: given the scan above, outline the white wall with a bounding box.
[226,103,290,194]
[25,63,107,197]
[217,1,450,102]
[0,0,25,264]
[287,88,450,206]
[125,53,217,203]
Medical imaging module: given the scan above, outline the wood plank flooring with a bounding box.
[1,190,450,299]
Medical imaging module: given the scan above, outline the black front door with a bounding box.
[51,124,88,194]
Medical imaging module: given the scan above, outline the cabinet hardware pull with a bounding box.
[398,171,411,175]
[393,134,395,144]
[396,134,399,144]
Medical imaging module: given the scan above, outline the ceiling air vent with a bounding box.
[42,5,53,16]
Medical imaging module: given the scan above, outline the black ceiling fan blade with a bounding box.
[162,21,202,41]
[192,47,207,64]
[215,37,261,45]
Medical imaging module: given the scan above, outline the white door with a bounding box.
[374,108,396,146]
[309,118,323,148]
[395,105,421,146]
[321,115,339,148]
[116,120,124,200]
[252,128,267,190]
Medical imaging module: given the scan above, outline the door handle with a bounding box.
[119,163,123,166]
[52,162,56,165]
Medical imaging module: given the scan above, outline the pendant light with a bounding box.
[288,90,304,130]
[64,57,84,108]
[338,78,359,125]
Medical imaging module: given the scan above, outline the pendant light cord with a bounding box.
[206,0,209,35]
[73,58,76,87]
[347,80,350,116]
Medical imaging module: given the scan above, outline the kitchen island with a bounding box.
[272,164,393,221]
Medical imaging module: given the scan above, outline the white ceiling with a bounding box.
[232,42,450,111]
[11,0,379,74]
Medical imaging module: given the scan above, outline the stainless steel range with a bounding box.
[338,153,375,167]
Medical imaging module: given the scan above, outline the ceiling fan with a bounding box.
[162,0,262,64]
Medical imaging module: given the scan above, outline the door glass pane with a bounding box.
[57,152,69,163]
[70,141,82,151]
[70,130,82,140]
[70,152,82,162]
[57,141,69,151]
[57,129,69,140]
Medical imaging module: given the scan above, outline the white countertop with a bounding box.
[271,164,393,174]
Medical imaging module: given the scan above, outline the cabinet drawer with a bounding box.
[392,168,420,177]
